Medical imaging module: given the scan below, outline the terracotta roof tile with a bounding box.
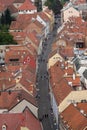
[0,108,42,130]
[0,3,6,12]
[53,78,72,104]
[27,31,40,47]
[59,46,74,58]
[0,71,16,90]
[77,102,87,113]
[8,4,18,13]
[65,76,81,87]
[58,16,87,48]
[26,43,37,57]
[0,0,15,6]
[38,11,50,22]
[33,19,44,29]
[49,61,72,104]
[18,0,36,10]
[61,104,87,130]
[0,90,37,110]
[10,32,26,44]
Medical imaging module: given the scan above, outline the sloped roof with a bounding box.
[0,0,15,6]
[38,11,50,22]
[49,61,72,104]
[61,104,87,130]
[77,102,87,113]
[0,90,37,110]
[13,0,25,3]
[53,78,72,104]
[59,46,74,58]
[33,19,44,29]
[0,3,6,12]
[0,107,42,130]
[27,31,40,47]
[8,4,18,13]
[0,71,16,90]
[18,0,36,10]
[9,14,38,30]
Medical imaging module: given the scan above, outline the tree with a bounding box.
[45,0,63,15]
[1,9,12,25]
[5,9,12,25]
[61,0,69,5]
[0,32,17,45]
[35,0,42,12]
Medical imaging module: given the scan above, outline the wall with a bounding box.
[59,90,87,112]
[63,7,80,22]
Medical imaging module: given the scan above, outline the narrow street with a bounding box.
[36,22,59,130]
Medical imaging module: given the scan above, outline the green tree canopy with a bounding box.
[45,0,63,15]
[0,32,17,45]
[1,9,12,25]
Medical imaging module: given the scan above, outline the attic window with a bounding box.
[9,59,19,62]
[2,124,7,130]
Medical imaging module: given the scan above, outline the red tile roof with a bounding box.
[73,0,86,5]
[61,104,87,130]
[26,42,37,57]
[57,16,87,48]
[23,54,36,70]
[77,102,87,113]
[5,46,29,64]
[64,66,74,75]
[18,0,36,10]
[33,19,44,29]
[49,61,72,104]
[0,0,15,6]
[0,90,37,110]
[16,13,37,22]
[38,11,50,22]
[27,31,40,47]
[53,78,72,104]
[0,3,6,12]
[59,46,74,58]
[0,107,42,130]
[0,71,16,90]
[8,4,18,13]
[65,76,81,87]
[10,32,26,44]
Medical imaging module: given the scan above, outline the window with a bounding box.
[9,59,19,62]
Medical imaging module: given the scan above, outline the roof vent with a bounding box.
[9,78,11,81]
[68,82,72,86]
[73,103,77,107]
[64,120,67,124]
[80,109,84,114]
[61,64,64,69]
[2,124,7,130]
[65,66,68,69]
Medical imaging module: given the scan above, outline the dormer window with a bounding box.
[2,124,7,130]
